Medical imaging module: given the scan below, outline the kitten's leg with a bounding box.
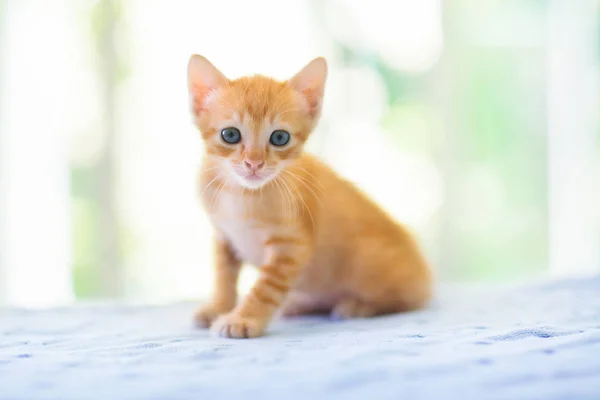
[194,237,241,328]
[331,256,432,320]
[331,297,378,320]
[211,235,310,338]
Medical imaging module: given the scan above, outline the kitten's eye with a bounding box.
[269,130,290,147]
[221,127,241,144]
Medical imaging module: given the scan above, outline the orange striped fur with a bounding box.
[188,55,432,338]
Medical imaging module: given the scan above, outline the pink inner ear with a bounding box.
[300,87,321,119]
[191,84,213,116]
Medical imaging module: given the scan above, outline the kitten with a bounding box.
[188,55,432,338]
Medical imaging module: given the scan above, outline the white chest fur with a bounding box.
[209,191,268,266]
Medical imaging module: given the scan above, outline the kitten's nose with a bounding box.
[244,160,265,171]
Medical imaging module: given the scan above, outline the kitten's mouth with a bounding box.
[245,173,263,181]
[233,171,274,189]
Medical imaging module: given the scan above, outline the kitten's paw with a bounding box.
[331,298,377,320]
[210,313,265,339]
[193,304,228,328]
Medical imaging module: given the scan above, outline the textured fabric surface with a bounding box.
[1,277,599,400]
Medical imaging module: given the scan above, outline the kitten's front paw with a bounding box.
[210,313,265,339]
[194,304,228,328]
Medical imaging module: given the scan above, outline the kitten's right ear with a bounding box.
[187,54,228,116]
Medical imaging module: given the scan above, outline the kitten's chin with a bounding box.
[232,173,274,190]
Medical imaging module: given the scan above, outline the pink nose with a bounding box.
[244,160,265,171]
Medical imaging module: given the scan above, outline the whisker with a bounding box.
[201,175,222,197]
[280,176,295,223]
[284,171,325,208]
[259,184,264,219]
[277,175,295,223]
[281,173,314,229]
[272,177,288,222]
[209,177,228,212]
[199,166,222,177]
[243,185,251,219]
[294,167,324,188]
[286,170,326,197]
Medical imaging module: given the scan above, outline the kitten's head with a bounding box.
[187,55,327,189]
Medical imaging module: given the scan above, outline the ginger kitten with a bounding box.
[188,55,432,338]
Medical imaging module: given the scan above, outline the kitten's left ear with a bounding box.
[288,57,328,119]
[187,54,228,116]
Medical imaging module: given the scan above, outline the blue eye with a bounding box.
[221,127,241,144]
[269,130,290,147]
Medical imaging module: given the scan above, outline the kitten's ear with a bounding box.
[187,54,228,116]
[288,57,328,119]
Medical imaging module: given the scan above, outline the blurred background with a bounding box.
[0,0,598,308]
